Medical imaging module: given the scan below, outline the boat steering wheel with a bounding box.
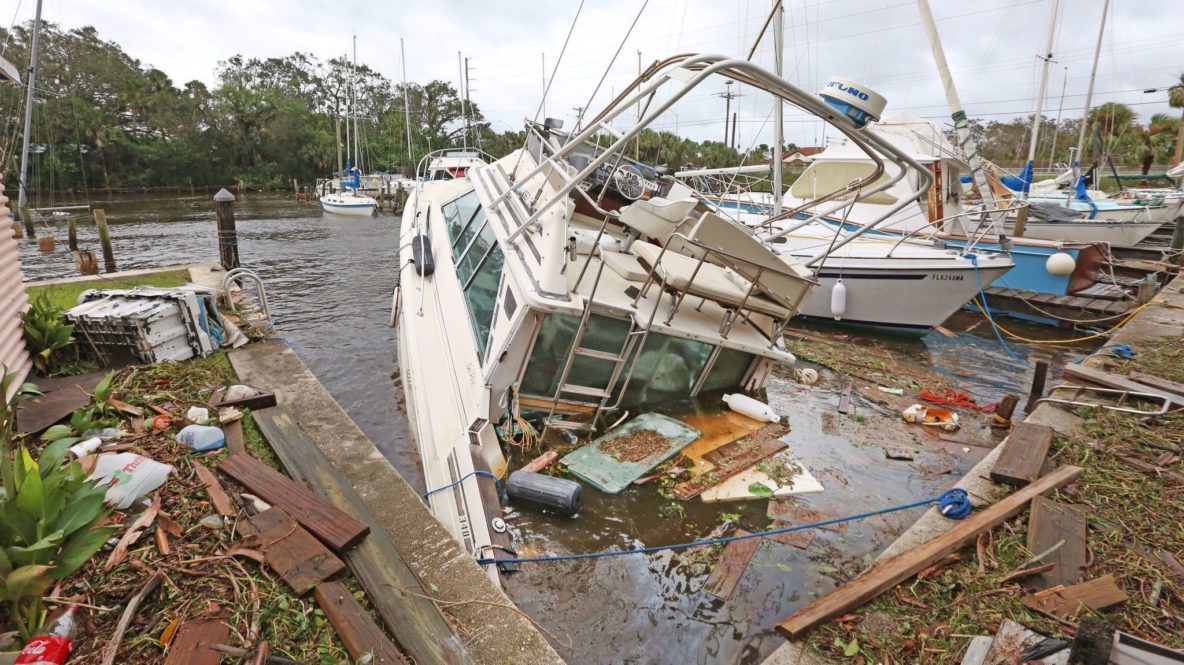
[613,164,646,200]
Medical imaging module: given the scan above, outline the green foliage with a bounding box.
[0,367,116,641]
[19,292,76,376]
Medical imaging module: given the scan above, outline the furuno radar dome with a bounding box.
[819,77,886,129]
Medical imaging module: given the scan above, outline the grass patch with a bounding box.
[25,268,193,311]
[802,342,1184,663]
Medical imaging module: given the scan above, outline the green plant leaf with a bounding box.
[747,482,774,498]
[40,425,73,442]
[91,372,116,404]
[4,564,55,602]
[53,525,117,580]
[0,546,11,577]
[49,491,107,538]
[844,639,859,657]
[38,438,76,480]
[0,502,38,544]
[14,461,45,518]
[7,531,64,566]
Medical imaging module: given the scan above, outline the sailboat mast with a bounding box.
[772,0,784,216]
[352,35,361,174]
[343,51,351,172]
[1074,0,1109,163]
[17,0,44,214]
[915,0,1002,232]
[400,38,414,170]
[1020,0,1061,199]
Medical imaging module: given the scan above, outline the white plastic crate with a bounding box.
[64,287,223,364]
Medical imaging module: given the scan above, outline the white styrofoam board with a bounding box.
[699,453,823,503]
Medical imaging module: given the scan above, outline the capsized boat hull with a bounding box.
[796,260,1011,329]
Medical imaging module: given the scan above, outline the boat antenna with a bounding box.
[510,0,584,179]
[916,0,1004,235]
[17,0,43,218]
[1019,0,1061,201]
[572,0,649,135]
[1073,0,1108,179]
[457,51,468,152]
[400,38,414,170]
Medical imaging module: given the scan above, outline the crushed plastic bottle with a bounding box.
[176,424,226,452]
[15,604,79,664]
[81,428,123,441]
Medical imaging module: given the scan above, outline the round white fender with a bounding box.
[830,279,847,320]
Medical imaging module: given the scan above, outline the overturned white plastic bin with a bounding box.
[64,287,224,364]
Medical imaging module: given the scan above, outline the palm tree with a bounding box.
[1169,72,1184,166]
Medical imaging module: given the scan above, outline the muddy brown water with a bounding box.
[17,194,1099,664]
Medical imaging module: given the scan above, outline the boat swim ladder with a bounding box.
[223,267,274,332]
[542,220,656,436]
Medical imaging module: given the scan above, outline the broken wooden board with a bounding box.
[218,453,369,552]
[1128,371,1184,399]
[14,371,105,434]
[767,503,848,533]
[192,463,235,517]
[766,529,817,550]
[704,531,760,600]
[211,384,277,411]
[315,580,409,664]
[1062,363,1177,405]
[238,507,346,594]
[673,409,765,474]
[222,419,246,456]
[673,423,788,500]
[1027,497,1087,590]
[699,453,823,503]
[1117,454,1184,485]
[163,618,231,665]
[990,422,1054,486]
[838,383,853,415]
[1021,574,1128,619]
[776,465,1084,639]
[562,413,700,493]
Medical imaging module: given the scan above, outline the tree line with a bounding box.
[1,22,1179,195]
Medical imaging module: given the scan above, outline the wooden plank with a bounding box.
[776,465,1084,639]
[251,407,473,665]
[164,619,231,665]
[238,507,346,594]
[989,422,1054,487]
[521,450,559,473]
[767,503,848,533]
[673,423,788,500]
[14,372,104,434]
[223,419,246,456]
[1026,497,1087,589]
[218,453,369,553]
[1021,574,1128,619]
[315,581,409,664]
[838,383,853,415]
[1116,455,1184,486]
[1129,371,1184,398]
[1062,363,1177,404]
[192,463,235,517]
[211,385,277,411]
[766,529,817,549]
[704,531,760,600]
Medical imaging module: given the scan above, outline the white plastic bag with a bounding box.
[88,453,174,509]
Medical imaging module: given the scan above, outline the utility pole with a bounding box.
[718,80,741,146]
[17,0,44,224]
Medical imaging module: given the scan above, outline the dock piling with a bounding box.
[1170,215,1183,268]
[18,207,35,238]
[214,188,240,270]
[67,216,78,251]
[1027,360,1049,410]
[93,208,117,273]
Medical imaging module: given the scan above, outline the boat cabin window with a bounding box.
[442,191,504,361]
[520,313,755,408]
[789,162,898,205]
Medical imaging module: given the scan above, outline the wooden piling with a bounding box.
[10,222,23,239]
[214,188,240,271]
[93,208,117,273]
[18,207,35,238]
[67,216,78,251]
[1170,215,1184,268]
[1027,360,1049,409]
[37,235,55,252]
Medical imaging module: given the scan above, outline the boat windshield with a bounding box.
[441,191,504,359]
[790,161,898,204]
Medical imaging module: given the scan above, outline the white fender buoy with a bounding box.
[1045,252,1076,276]
[830,279,847,320]
[722,394,780,423]
[793,367,819,385]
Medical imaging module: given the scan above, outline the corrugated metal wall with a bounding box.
[1,205,31,395]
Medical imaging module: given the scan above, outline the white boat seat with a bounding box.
[618,197,698,239]
[631,242,791,319]
[670,211,816,312]
[601,250,649,282]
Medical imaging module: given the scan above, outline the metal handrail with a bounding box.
[882,200,1031,255]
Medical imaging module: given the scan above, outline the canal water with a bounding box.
[17,194,1097,664]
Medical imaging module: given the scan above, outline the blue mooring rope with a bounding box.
[964,253,1032,368]
[475,488,972,566]
[422,470,502,501]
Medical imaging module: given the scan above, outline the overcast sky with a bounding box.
[14,0,1184,153]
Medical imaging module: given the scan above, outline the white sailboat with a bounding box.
[392,53,965,575]
[320,37,377,217]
